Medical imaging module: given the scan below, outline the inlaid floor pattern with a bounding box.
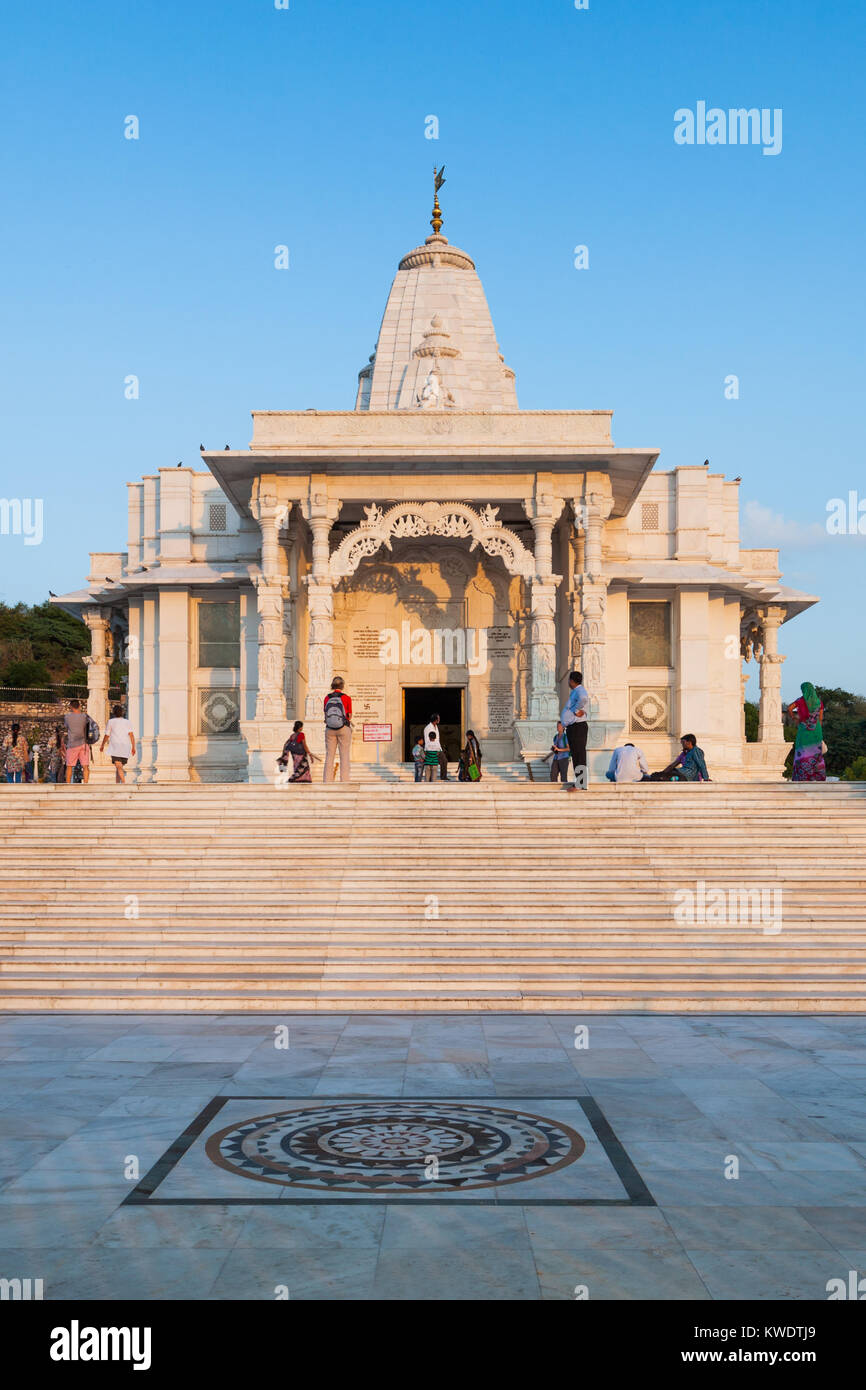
[1,780,864,1012]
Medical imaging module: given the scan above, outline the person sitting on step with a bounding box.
[651,734,710,782]
[605,742,650,783]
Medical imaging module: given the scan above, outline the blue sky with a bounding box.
[1,0,863,698]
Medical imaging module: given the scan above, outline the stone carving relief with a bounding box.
[330,502,536,584]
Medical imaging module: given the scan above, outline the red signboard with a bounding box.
[362,723,392,742]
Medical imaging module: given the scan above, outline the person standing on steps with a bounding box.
[786,682,827,782]
[423,712,449,780]
[1,723,28,783]
[462,729,483,781]
[64,699,91,785]
[46,725,67,786]
[323,676,352,782]
[423,728,441,782]
[545,720,571,783]
[100,704,136,783]
[412,734,425,783]
[561,670,589,792]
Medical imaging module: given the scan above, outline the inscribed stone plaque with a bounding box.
[487,625,517,661]
[351,625,383,662]
[488,683,515,733]
[353,683,387,724]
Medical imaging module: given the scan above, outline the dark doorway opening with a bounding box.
[403,687,464,762]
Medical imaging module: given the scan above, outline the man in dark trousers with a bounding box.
[561,670,589,791]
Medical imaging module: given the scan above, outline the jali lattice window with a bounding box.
[629,600,671,666]
[199,687,240,736]
[198,599,240,668]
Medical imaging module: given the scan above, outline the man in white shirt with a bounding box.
[605,743,649,783]
[423,713,449,780]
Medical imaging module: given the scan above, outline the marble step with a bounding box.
[2,781,864,1013]
[2,991,862,1013]
[3,957,866,976]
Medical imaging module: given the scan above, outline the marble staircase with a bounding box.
[0,781,864,1013]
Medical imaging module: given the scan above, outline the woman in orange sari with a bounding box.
[787,682,826,781]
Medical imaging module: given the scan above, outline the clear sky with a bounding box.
[1,0,863,699]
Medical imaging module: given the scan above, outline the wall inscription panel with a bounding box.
[354,683,387,725]
[351,626,383,662]
[488,683,515,733]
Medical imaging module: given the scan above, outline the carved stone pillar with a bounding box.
[302,484,342,757]
[740,667,750,742]
[757,604,787,744]
[252,496,290,723]
[527,580,560,722]
[573,484,614,720]
[241,487,291,781]
[83,607,115,782]
[524,481,564,724]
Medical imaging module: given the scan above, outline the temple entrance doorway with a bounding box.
[402,686,463,763]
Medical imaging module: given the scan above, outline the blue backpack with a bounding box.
[324,693,348,730]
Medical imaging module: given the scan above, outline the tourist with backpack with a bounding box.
[64,698,98,785]
[323,676,352,782]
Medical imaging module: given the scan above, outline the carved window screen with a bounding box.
[630,687,670,733]
[198,599,240,668]
[199,687,240,736]
[629,601,671,667]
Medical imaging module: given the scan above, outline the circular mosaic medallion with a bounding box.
[205,1101,585,1193]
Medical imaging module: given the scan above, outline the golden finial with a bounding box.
[431,165,446,236]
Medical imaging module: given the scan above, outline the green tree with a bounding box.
[842,756,866,782]
[0,600,89,685]
[1,658,52,689]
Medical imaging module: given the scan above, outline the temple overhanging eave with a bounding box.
[204,420,659,524]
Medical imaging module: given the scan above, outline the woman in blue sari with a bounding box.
[787,682,826,781]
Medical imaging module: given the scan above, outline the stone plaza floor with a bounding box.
[1,1012,865,1300]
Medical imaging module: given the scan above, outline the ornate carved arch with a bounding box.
[329,501,536,584]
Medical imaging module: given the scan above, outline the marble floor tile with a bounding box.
[535,1247,710,1301]
[685,1248,848,1301]
[93,1204,248,1249]
[374,1246,540,1300]
[234,1205,385,1250]
[660,1204,837,1250]
[47,1245,231,1301]
[0,1195,119,1248]
[210,1245,378,1300]
[797,1207,866,1249]
[380,1205,529,1250]
[522,1204,675,1251]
